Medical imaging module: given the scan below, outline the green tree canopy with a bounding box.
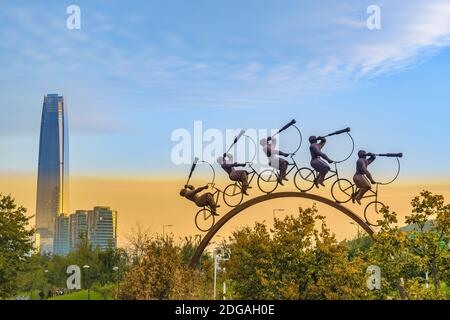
[118,234,211,300]
[223,206,369,300]
[0,194,34,299]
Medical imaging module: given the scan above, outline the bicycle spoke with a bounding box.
[364,201,385,227]
[258,169,279,193]
[301,171,314,181]
[331,179,353,203]
[195,209,215,232]
[294,168,315,192]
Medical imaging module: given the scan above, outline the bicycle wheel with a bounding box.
[195,208,215,232]
[223,184,244,207]
[257,169,279,194]
[294,167,316,192]
[331,179,354,203]
[364,201,386,227]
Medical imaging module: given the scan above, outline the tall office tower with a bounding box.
[88,207,118,250]
[54,214,70,255]
[35,94,69,253]
[69,210,89,250]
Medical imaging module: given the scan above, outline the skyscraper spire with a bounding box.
[35,94,69,253]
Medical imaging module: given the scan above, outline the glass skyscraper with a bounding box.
[54,214,70,255]
[69,210,89,250]
[89,207,118,250]
[35,94,69,253]
[54,207,118,255]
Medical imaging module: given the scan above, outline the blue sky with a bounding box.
[0,0,449,181]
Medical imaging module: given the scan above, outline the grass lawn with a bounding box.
[49,290,109,300]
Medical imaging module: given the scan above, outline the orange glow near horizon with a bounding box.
[1,171,449,247]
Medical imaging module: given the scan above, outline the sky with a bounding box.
[0,1,449,241]
[1,0,450,179]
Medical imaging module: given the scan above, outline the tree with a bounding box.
[224,206,370,300]
[366,191,449,300]
[15,254,49,299]
[222,222,272,299]
[406,191,449,293]
[0,194,34,299]
[366,206,419,299]
[118,234,210,300]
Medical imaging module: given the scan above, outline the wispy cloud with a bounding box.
[343,1,450,77]
[0,0,450,113]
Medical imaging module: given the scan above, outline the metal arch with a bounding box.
[189,191,375,268]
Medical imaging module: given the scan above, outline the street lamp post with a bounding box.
[223,269,227,301]
[213,248,220,300]
[273,208,285,219]
[83,265,90,300]
[213,246,231,300]
[112,266,119,299]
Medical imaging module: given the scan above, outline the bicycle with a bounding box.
[331,153,403,227]
[219,132,261,207]
[194,157,259,231]
[194,182,225,232]
[257,122,304,194]
[297,127,355,194]
[295,161,354,197]
[184,159,222,232]
[257,153,308,193]
[222,161,261,206]
[359,182,385,228]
